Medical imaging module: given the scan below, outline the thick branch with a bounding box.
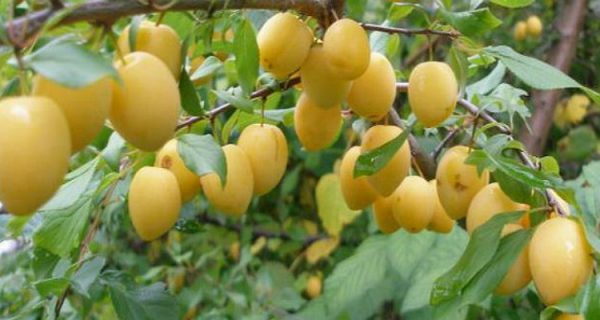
[519,0,588,155]
[2,0,339,47]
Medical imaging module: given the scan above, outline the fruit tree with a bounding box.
[1,0,599,319]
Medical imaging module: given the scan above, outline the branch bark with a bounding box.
[519,0,588,155]
[2,0,344,47]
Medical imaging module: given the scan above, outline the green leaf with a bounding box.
[178,70,203,116]
[316,174,361,236]
[255,262,305,311]
[71,256,106,298]
[177,134,226,182]
[431,211,525,305]
[388,3,416,21]
[34,277,69,297]
[109,282,179,320]
[41,158,99,211]
[25,41,119,88]
[233,18,259,95]
[466,63,507,97]
[354,127,411,178]
[190,55,222,81]
[490,0,534,8]
[214,89,256,113]
[33,198,93,257]
[433,228,533,318]
[558,126,598,161]
[438,8,502,36]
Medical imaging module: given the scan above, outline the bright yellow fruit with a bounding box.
[323,19,370,80]
[257,12,313,79]
[200,145,254,217]
[32,76,111,153]
[391,176,435,233]
[514,21,527,41]
[553,99,568,129]
[155,139,201,202]
[339,146,378,210]
[372,195,401,234]
[408,61,458,127]
[128,167,182,241]
[118,21,182,78]
[565,94,590,124]
[347,52,396,121]
[306,275,322,299]
[466,183,529,233]
[361,125,411,197]
[229,241,240,261]
[526,15,543,37]
[555,314,584,320]
[495,224,532,295]
[427,180,455,234]
[529,217,593,305]
[300,45,351,108]
[190,56,212,86]
[237,124,288,196]
[0,97,70,215]
[294,93,342,151]
[435,146,489,219]
[111,52,180,151]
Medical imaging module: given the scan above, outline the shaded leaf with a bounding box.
[177,134,226,182]
[354,127,411,178]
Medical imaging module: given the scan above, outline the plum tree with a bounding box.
[391,176,435,233]
[32,76,112,153]
[346,52,396,121]
[436,146,490,220]
[128,167,182,241]
[408,61,458,127]
[360,125,411,196]
[237,124,289,196]
[110,52,180,151]
[0,97,70,215]
[117,21,182,78]
[200,145,254,216]
[294,93,342,151]
[300,45,352,108]
[529,217,593,305]
[322,19,370,80]
[155,139,202,202]
[257,12,313,79]
[339,146,378,210]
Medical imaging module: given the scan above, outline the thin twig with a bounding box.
[432,128,460,161]
[362,23,460,38]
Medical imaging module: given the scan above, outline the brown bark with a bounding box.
[519,0,588,155]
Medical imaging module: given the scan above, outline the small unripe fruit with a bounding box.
[294,93,342,151]
[514,21,527,41]
[392,176,435,233]
[360,125,411,197]
[111,52,180,151]
[372,196,401,234]
[118,21,182,79]
[200,145,254,217]
[526,15,543,38]
[408,62,458,127]
[555,314,583,320]
[529,217,593,305]
[466,183,529,234]
[237,124,288,196]
[427,180,455,234]
[436,146,490,220]
[257,12,313,79]
[128,167,182,241]
[306,275,322,299]
[155,139,201,202]
[494,224,532,295]
[347,52,396,121]
[323,19,370,80]
[0,97,70,215]
[32,76,112,153]
[339,147,378,210]
[300,46,352,108]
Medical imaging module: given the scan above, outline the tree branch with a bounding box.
[519,0,588,155]
[362,23,460,38]
[2,0,341,47]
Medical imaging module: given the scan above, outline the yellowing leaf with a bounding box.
[251,236,267,255]
[316,173,361,236]
[306,237,340,265]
